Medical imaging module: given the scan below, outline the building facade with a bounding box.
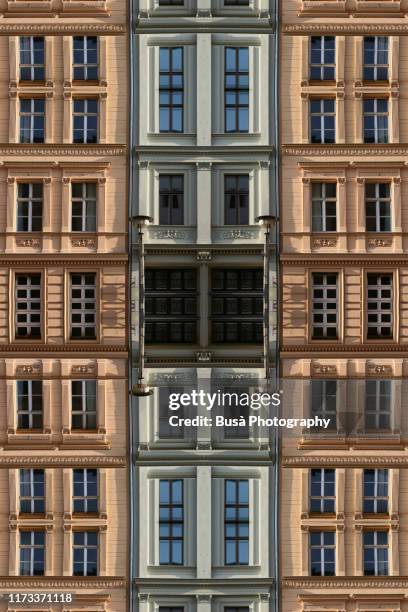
[130,1,278,612]
[0,0,129,609]
[281,0,408,610]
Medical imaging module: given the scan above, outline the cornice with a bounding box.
[283,23,408,35]
[281,345,408,353]
[0,577,126,588]
[0,145,126,156]
[0,256,127,265]
[144,247,265,257]
[0,456,126,467]
[282,577,408,588]
[0,24,126,34]
[283,145,408,157]
[0,345,128,353]
[280,256,408,265]
[283,456,408,467]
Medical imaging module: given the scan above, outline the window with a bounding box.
[365,183,391,232]
[225,609,249,612]
[225,47,249,133]
[159,0,183,4]
[310,380,337,430]
[17,183,43,232]
[17,381,43,430]
[310,469,335,513]
[311,183,337,232]
[73,531,98,576]
[224,175,249,225]
[73,99,98,144]
[19,531,45,576]
[20,469,45,514]
[310,36,335,81]
[310,99,335,144]
[225,0,249,4]
[145,269,197,344]
[20,98,45,143]
[225,479,249,565]
[159,479,183,565]
[310,531,335,576]
[159,47,183,133]
[73,36,98,81]
[73,469,98,513]
[364,531,388,576]
[71,380,97,429]
[20,37,45,81]
[366,274,393,339]
[364,469,388,514]
[159,175,184,225]
[159,389,184,439]
[211,269,263,344]
[364,37,389,81]
[311,273,338,339]
[15,274,41,339]
[364,99,388,144]
[365,380,391,430]
[70,273,97,339]
[71,183,97,232]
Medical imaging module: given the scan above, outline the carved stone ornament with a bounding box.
[366,363,393,376]
[16,238,41,248]
[15,363,42,375]
[71,238,96,249]
[312,363,338,375]
[197,352,212,362]
[71,363,97,375]
[367,238,393,248]
[312,237,337,248]
[196,250,212,261]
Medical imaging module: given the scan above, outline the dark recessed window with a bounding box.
[310,99,335,144]
[211,269,263,344]
[73,469,98,513]
[225,47,249,133]
[365,380,391,431]
[159,175,184,225]
[311,273,338,339]
[20,469,45,514]
[17,183,43,232]
[310,531,335,576]
[70,273,97,339]
[71,380,97,430]
[311,183,337,232]
[20,98,45,143]
[310,380,337,430]
[365,183,391,232]
[225,479,249,565]
[20,37,45,81]
[366,274,392,339]
[73,531,98,576]
[224,175,249,225]
[73,99,98,144]
[17,381,43,430]
[145,269,197,344]
[310,469,335,513]
[364,37,389,81]
[159,479,183,565]
[71,183,97,232]
[73,36,98,81]
[364,531,388,576]
[159,47,183,133]
[363,98,388,144]
[363,469,388,514]
[310,36,335,81]
[15,274,41,339]
[19,531,45,576]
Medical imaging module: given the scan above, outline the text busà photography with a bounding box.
[0,0,407,611]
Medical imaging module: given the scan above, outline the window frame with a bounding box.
[19,36,45,82]
[159,174,184,225]
[19,98,45,144]
[363,530,389,576]
[366,273,393,340]
[363,469,389,514]
[19,469,45,515]
[159,479,184,565]
[309,468,336,514]
[159,47,184,134]
[309,98,336,144]
[72,98,99,144]
[16,380,43,431]
[72,530,98,576]
[309,530,336,577]
[363,36,389,82]
[19,530,45,576]
[73,36,99,82]
[311,182,337,232]
[365,182,391,233]
[16,182,43,233]
[224,174,250,225]
[69,273,97,340]
[224,479,249,566]
[71,182,97,232]
[71,379,97,430]
[73,468,99,514]
[224,47,250,134]
[309,36,336,82]
[15,273,42,340]
[311,272,339,340]
[363,98,389,144]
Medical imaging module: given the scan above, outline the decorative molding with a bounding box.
[71,238,97,249]
[148,372,196,385]
[0,345,127,353]
[147,228,195,242]
[283,456,408,467]
[283,24,408,35]
[196,250,212,261]
[312,237,338,248]
[16,238,41,248]
[282,577,408,588]
[367,238,393,248]
[281,257,408,266]
[366,362,394,376]
[0,578,127,588]
[196,352,212,362]
[283,145,408,157]
[15,363,42,375]
[0,145,126,156]
[281,344,405,353]
[213,228,261,241]
[0,257,126,265]
[71,363,97,375]
[0,456,126,467]
[311,363,338,375]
